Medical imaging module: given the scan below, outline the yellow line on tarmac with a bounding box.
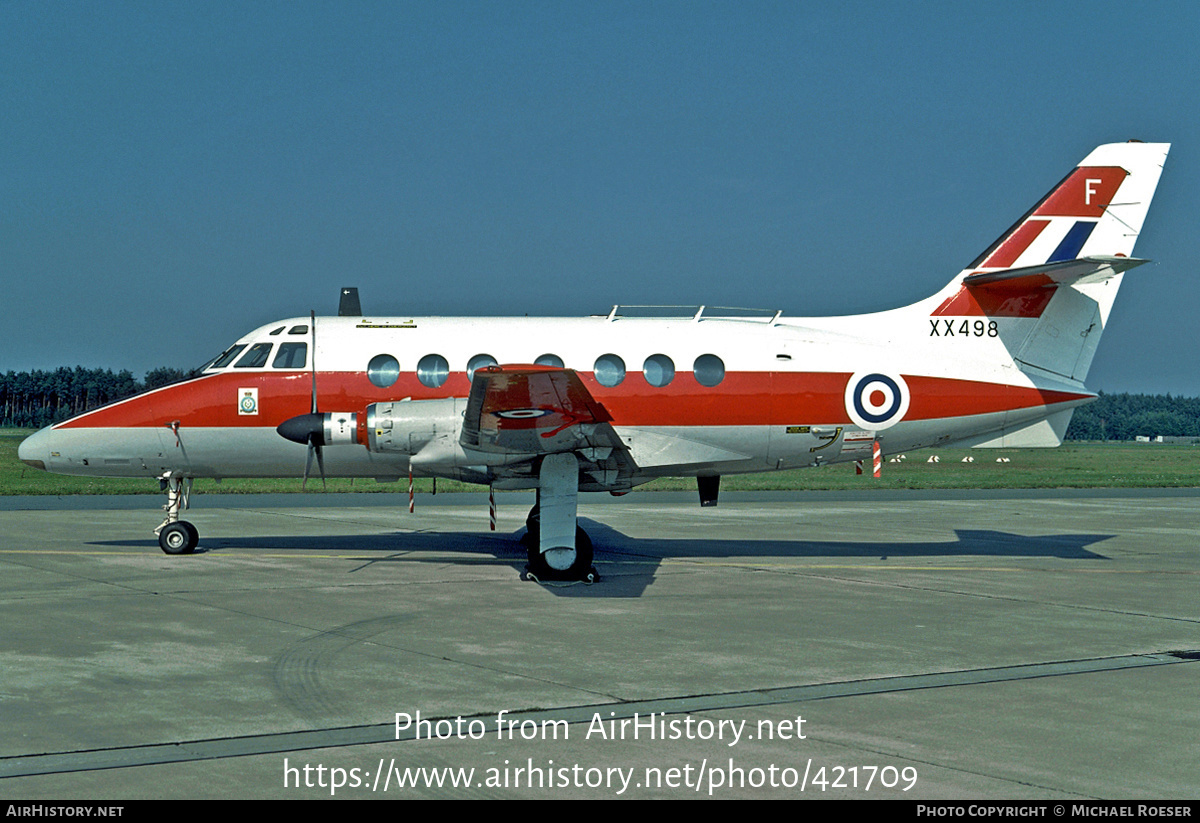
[0,548,514,562]
[637,559,1200,574]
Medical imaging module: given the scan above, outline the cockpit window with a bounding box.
[208,344,247,370]
[268,326,286,336]
[288,325,309,335]
[273,342,307,369]
[234,343,274,368]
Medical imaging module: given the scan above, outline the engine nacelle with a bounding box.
[277,399,463,455]
[278,398,526,477]
[365,398,464,455]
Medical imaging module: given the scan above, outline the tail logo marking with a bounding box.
[1035,166,1127,218]
[845,372,910,430]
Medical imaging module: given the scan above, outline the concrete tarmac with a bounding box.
[1,490,1197,799]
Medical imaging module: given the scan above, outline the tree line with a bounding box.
[1064,391,1200,441]
[3,368,1199,440]
[1,367,192,428]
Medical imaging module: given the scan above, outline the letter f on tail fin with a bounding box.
[971,141,1169,269]
[932,141,1169,383]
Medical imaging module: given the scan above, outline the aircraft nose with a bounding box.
[17,427,51,471]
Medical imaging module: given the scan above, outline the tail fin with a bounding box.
[931,141,1169,383]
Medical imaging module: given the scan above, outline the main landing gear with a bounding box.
[521,453,595,582]
[157,521,198,555]
[522,517,594,580]
[154,473,198,555]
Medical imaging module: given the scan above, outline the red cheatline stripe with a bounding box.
[55,371,1092,431]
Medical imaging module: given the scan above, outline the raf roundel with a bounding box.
[494,409,553,420]
[844,372,910,431]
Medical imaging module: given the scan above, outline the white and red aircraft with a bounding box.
[19,141,1169,579]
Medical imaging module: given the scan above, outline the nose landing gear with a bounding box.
[154,473,198,554]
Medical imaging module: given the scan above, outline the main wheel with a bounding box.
[159,521,198,555]
[526,526,593,580]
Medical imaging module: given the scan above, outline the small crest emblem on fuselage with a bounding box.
[238,388,259,416]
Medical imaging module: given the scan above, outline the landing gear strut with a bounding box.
[522,454,595,581]
[155,473,198,555]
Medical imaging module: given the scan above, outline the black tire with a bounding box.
[526,526,593,580]
[159,521,197,555]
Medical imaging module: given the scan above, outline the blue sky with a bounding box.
[3,2,1197,394]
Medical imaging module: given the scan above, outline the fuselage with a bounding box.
[18,307,1093,488]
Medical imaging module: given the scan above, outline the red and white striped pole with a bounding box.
[872,440,882,478]
[408,467,415,513]
[489,487,496,531]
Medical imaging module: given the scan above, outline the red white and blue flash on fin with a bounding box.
[932,142,1168,320]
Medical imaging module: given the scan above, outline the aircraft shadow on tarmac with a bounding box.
[93,519,1114,598]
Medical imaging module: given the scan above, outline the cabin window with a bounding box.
[273,343,308,369]
[466,354,497,382]
[693,354,725,387]
[594,354,626,387]
[234,343,274,368]
[535,354,564,368]
[209,344,247,369]
[367,353,400,387]
[643,354,675,387]
[417,354,449,388]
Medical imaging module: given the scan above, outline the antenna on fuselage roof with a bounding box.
[338,287,362,317]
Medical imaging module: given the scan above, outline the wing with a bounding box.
[461,365,636,489]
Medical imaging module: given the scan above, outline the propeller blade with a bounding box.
[310,310,318,415]
[314,440,326,490]
[302,437,326,491]
[299,309,324,491]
